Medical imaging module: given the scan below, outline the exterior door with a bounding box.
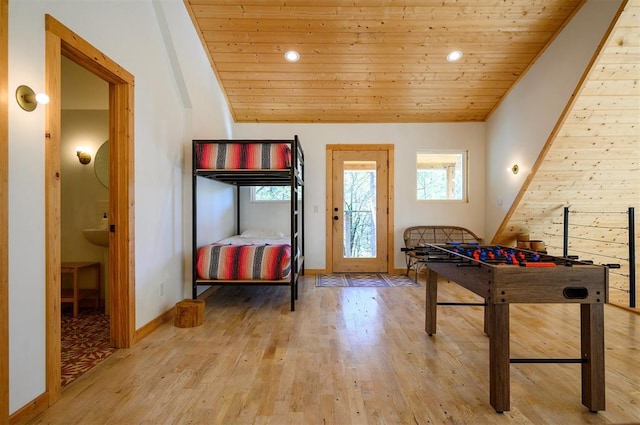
[331,150,388,272]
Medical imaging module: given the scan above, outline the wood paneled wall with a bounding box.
[495,0,639,308]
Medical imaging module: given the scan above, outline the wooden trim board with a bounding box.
[0,0,8,422]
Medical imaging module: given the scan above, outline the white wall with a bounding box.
[8,3,48,413]
[152,0,233,140]
[7,0,230,413]
[238,188,301,237]
[151,0,235,293]
[232,123,486,270]
[484,0,623,241]
[190,177,237,297]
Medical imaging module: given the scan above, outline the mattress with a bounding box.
[195,142,291,170]
[196,234,292,280]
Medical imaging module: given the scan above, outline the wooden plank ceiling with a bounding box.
[496,0,639,308]
[184,0,584,123]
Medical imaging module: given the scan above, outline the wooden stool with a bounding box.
[61,261,101,317]
[174,299,205,328]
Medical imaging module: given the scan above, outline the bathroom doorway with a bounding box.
[60,57,109,311]
[45,15,135,404]
[60,56,112,387]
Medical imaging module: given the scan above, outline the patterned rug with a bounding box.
[316,273,421,287]
[61,310,115,387]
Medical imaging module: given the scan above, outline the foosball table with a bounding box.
[413,243,609,413]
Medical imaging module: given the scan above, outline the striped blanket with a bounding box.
[196,244,292,280]
[195,142,291,170]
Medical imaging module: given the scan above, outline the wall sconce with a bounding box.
[15,85,50,112]
[511,164,519,175]
[76,148,92,165]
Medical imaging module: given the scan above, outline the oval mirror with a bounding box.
[94,140,109,188]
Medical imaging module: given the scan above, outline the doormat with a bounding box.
[316,273,421,287]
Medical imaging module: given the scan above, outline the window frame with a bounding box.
[416,149,468,202]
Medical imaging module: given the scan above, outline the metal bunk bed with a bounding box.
[191,135,305,311]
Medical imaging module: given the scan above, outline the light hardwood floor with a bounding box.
[23,276,639,424]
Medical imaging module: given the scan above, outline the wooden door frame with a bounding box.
[325,144,394,273]
[45,15,135,405]
[1,0,8,422]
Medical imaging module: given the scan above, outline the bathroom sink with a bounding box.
[82,228,109,247]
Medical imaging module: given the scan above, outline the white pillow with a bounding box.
[240,229,285,238]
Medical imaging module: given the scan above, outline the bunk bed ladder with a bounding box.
[191,144,198,299]
[289,135,305,311]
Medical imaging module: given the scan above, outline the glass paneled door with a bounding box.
[331,150,388,272]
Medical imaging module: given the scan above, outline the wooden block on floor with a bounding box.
[174,299,205,328]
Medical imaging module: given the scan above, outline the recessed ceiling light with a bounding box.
[284,50,300,62]
[446,50,463,62]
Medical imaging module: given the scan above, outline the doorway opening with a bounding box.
[326,144,395,273]
[45,14,135,405]
[59,56,113,387]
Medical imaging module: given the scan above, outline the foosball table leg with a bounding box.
[489,303,510,413]
[581,303,606,412]
[425,269,438,336]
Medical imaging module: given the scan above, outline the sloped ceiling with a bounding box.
[184,0,584,123]
[495,0,639,308]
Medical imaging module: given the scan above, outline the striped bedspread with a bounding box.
[195,142,291,170]
[196,244,292,280]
